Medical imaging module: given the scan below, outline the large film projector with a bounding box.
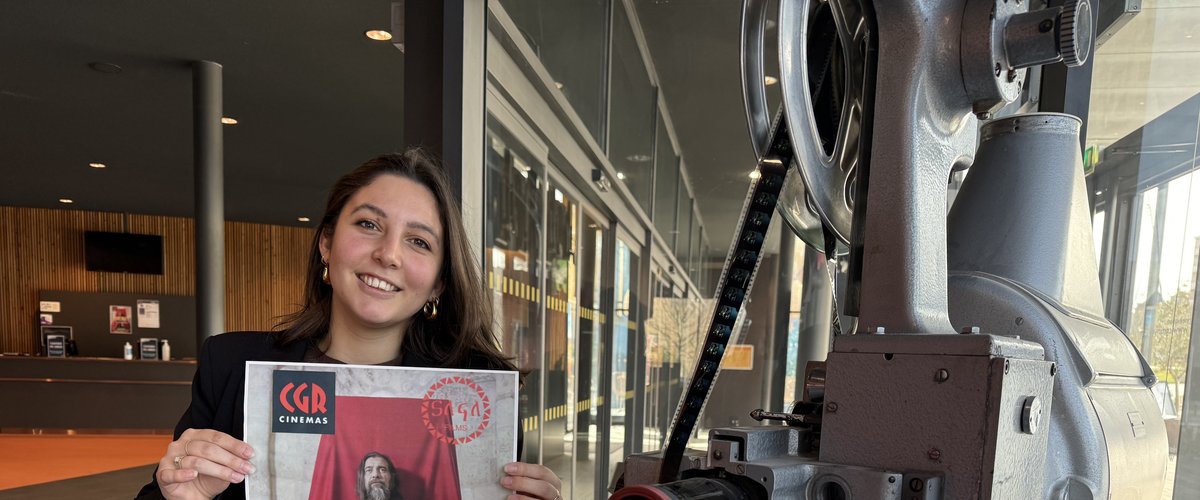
[610,0,1169,498]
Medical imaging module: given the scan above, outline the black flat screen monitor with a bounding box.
[84,231,164,274]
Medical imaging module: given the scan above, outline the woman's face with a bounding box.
[320,174,445,336]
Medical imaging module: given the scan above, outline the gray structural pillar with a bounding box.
[404,0,486,263]
[193,61,224,343]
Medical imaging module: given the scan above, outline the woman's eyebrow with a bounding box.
[349,203,387,218]
[408,221,441,240]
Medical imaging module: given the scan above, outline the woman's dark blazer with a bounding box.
[135,331,516,500]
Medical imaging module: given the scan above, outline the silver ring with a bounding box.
[173,455,185,469]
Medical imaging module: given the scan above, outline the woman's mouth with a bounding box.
[358,274,400,292]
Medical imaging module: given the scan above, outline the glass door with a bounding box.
[483,130,545,464]
[608,235,641,478]
[542,183,578,497]
[574,209,608,498]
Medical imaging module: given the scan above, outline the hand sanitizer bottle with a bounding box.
[162,340,171,361]
[124,342,133,360]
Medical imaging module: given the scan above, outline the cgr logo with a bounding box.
[279,382,328,414]
[272,370,336,434]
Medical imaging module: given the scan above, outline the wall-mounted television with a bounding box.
[84,231,164,274]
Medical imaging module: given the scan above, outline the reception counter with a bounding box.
[0,356,195,431]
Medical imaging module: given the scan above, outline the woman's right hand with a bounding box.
[155,428,257,500]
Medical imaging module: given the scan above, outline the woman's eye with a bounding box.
[411,238,431,250]
[356,219,379,231]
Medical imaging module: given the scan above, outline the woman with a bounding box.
[138,149,561,500]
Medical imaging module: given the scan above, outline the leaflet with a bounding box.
[243,361,518,499]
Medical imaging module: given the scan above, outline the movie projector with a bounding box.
[611,0,1168,498]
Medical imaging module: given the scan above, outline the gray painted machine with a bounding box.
[611,0,1168,498]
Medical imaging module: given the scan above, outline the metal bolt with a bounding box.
[1015,317,1024,326]
[935,368,950,383]
[1005,359,1011,374]
[1039,19,1054,33]
[976,111,993,120]
[1021,396,1042,434]
[826,402,839,413]
[714,449,723,460]
[928,448,942,461]
[736,464,746,475]
[910,477,925,491]
[889,476,897,484]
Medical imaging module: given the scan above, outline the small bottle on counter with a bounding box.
[161,340,171,361]
[123,342,133,360]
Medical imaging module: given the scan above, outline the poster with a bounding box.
[244,361,519,500]
[39,313,53,325]
[109,305,132,334]
[137,299,160,329]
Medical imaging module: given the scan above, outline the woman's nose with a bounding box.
[373,238,403,268]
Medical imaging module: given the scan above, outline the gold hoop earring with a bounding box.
[423,297,439,320]
[321,265,329,284]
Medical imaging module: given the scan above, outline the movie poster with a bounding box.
[109,305,132,334]
[244,361,519,500]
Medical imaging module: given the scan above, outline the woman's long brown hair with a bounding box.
[275,148,515,371]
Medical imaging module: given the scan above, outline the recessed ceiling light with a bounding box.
[617,172,627,180]
[749,170,762,180]
[88,162,106,169]
[59,198,74,204]
[1094,190,1102,196]
[765,76,778,86]
[555,82,565,89]
[365,30,393,41]
[221,117,238,125]
[298,217,311,223]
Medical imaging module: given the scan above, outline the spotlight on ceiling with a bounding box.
[89,162,107,169]
[365,30,393,41]
[59,198,74,204]
[298,217,311,223]
[221,117,238,125]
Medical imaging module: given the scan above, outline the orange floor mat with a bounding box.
[0,434,172,490]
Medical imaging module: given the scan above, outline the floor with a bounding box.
[0,434,169,497]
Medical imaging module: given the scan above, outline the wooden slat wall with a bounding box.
[0,206,312,354]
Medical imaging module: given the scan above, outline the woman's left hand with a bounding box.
[501,461,562,500]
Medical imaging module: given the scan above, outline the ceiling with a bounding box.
[1,0,408,227]
[13,1,1178,260]
[0,0,762,257]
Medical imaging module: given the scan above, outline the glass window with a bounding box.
[690,209,703,284]
[499,0,609,144]
[674,194,692,265]
[653,116,679,243]
[610,237,640,471]
[1086,3,1200,496]
[483,128,545,464]
[609,2,656,214]
[543,182,578,498]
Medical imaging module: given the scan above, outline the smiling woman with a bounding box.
[136,148,563,500]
